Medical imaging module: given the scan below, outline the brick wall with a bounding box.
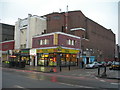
[45,11,115,60]
[1,40,15,51]
[32,33,80,50]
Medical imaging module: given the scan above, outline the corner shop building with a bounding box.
[30,32,81,67]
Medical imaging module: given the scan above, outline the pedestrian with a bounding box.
[81,61,84,68]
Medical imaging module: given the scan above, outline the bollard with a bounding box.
[98,66,100,76]
[60,66,62,72]
[69,65,70,71]
[104,66,106,73]
[101,66,107,78]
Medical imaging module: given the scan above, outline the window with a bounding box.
[24,44,26,48]
[67,39,76,46]
[53,16,60,20]
[39,39,49,45]
[67,39,71,45]
[20,44,26,49]
[72,40,74,45]
[42,40,45,45]
[40,40,43,45]
[45,39,49,45]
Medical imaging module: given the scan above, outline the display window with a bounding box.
[37,52,78,67]
[2,54,7,61]
[71,54,77,65]
[38,53,49,66]
[21,56,30,65]
[49,57,57,66]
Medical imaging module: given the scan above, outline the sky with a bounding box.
[0,0,119,44]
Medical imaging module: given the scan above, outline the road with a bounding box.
[2,67,120,90]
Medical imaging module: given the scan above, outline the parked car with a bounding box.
[98,61,107,67]
[109,61,120,70]
[106,61,112,66]
[85,62,102,69]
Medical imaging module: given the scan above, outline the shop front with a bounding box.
[11,49,21,61]
[36,47,80,67]
[11,49,30,65]
[21,49,30,65]
[30,49,37,66]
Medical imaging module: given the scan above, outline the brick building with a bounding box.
[31,32,81,66]
[0,40,15,61]
[0,23,15,42]
[0,23,15,61]
[45,10,115,62]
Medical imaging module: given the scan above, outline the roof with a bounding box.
[70,28,86,31]
[33,32,81,39]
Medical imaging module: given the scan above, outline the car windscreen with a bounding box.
[112,62,120,65]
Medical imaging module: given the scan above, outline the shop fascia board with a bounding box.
[33,46,80,51]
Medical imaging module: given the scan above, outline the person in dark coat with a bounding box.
[81,61,84,68]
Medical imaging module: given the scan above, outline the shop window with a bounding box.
[37,53,57,66]
[49,53,57,66]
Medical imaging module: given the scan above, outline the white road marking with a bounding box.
[84,74,90,76]
[72,74,77,75]
[100,80,106,82]
[78,74,83,76]
[14,85,24,88]
[86,72,95,73]
[111,83,119,85]
[14,85,30,90]
[95,77,98,79]
[59,82,94,88]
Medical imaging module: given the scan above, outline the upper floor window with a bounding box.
[67,39,76,46]
[39,39,49,45]
[53,16,60,20]
[20,44,26,49]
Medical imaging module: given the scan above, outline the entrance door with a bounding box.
[33,56,35,66]
[44,57,49,66]
[31,56,35,66]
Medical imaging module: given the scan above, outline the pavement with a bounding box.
[2,64,120,81]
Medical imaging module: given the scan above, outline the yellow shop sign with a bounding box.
[37,48,79,54]
[37,49,55,53]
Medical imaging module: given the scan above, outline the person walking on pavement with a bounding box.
[81,61,84,68]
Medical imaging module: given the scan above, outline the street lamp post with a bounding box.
[78,37,82,68]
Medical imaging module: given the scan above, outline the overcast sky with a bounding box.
[0,0,119,44]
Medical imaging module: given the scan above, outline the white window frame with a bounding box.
[40,40,43,45]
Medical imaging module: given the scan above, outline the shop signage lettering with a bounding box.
[30,49,36,55]
[21,50,29,54]
[13,50,20,53]
[37,48,79,54]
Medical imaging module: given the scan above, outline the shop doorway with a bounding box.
[33,56,35,66]
[31,56,35,66]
